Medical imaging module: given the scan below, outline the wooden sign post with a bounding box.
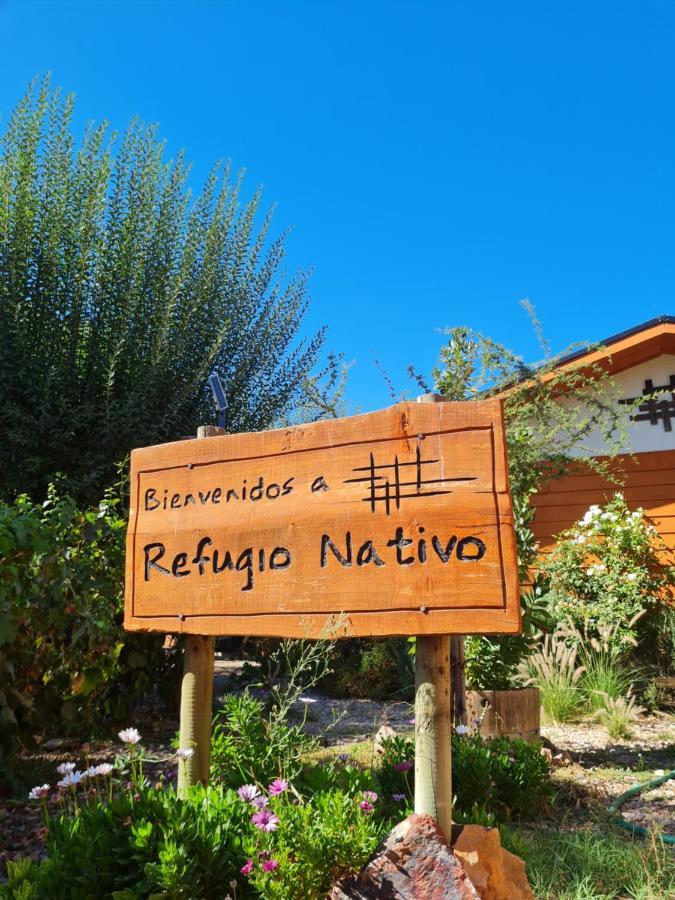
[124,398,520,829]
[413,393,452,838]
[177,424,222,796]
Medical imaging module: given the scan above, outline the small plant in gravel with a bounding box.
[591,691,646,741]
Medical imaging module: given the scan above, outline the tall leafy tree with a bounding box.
[0,78,324,501]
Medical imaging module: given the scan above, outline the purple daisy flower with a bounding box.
[251,809,280,832]
[268,778,288,795]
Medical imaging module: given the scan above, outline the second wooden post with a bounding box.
[414,392,453,839]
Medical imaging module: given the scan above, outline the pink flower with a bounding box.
[262,859,279,872]
[240,859,254,876]
[237,784,260,803]
[251,809,280,832]
[251,794,269,809]
[362,790,378,802]
[268,778,288,795]
[359,800,374,813]
[394,760,413,772]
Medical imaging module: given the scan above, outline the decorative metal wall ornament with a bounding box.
[619,376,675,432]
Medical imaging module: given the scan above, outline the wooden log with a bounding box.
[413,393,452,839]
[178,633,215,794]
[414,635,452,839]
[177,424,223,797]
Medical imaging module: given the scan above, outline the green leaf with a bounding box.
[0,608,17,645]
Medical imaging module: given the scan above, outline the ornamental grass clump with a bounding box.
[591,690,645,740]
[576,615,643,715]
[519,630,585,724]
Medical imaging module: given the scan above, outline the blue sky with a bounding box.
[1,0,674,412]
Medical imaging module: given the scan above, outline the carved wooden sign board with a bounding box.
[124,400,521,638]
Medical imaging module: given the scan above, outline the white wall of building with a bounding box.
[563,354,675,456]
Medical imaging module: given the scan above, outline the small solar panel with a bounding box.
[208,372,228,427]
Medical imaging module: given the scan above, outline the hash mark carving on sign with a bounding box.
[344,445,476,515]
[619,375,675,433]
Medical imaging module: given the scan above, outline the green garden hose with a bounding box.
[607,770,675,845]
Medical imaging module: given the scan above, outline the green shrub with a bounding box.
[0,485,175,747]
[210,691,319,789]
[590,691,645,741]
[576,620,642,715]
[2,784,254,899]
[542,494,674,643]
[319,638,413,700]
[210,637,339,789]
[4,743,383,900]
[247,790,384,899]
[465,578,554,690]
[465,634,530,691]
[376,733,551,823]
[634,604,675,685]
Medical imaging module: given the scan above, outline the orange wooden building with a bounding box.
[531,315,675,557]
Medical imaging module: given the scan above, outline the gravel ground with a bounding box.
[541,714,675,837]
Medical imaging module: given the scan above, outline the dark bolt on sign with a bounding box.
[124,400,521,638]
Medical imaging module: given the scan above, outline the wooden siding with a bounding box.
[532,449,675,553]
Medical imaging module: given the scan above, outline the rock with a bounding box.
[551,750,574,768]
[373,724,397,755]
[331,813,480,899]
[453,825,535,900]
[39,738,80,750]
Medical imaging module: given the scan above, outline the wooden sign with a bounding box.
[124,399,520,638]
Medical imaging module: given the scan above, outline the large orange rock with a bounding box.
[453,825,535,900]
[331,814,480,899]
